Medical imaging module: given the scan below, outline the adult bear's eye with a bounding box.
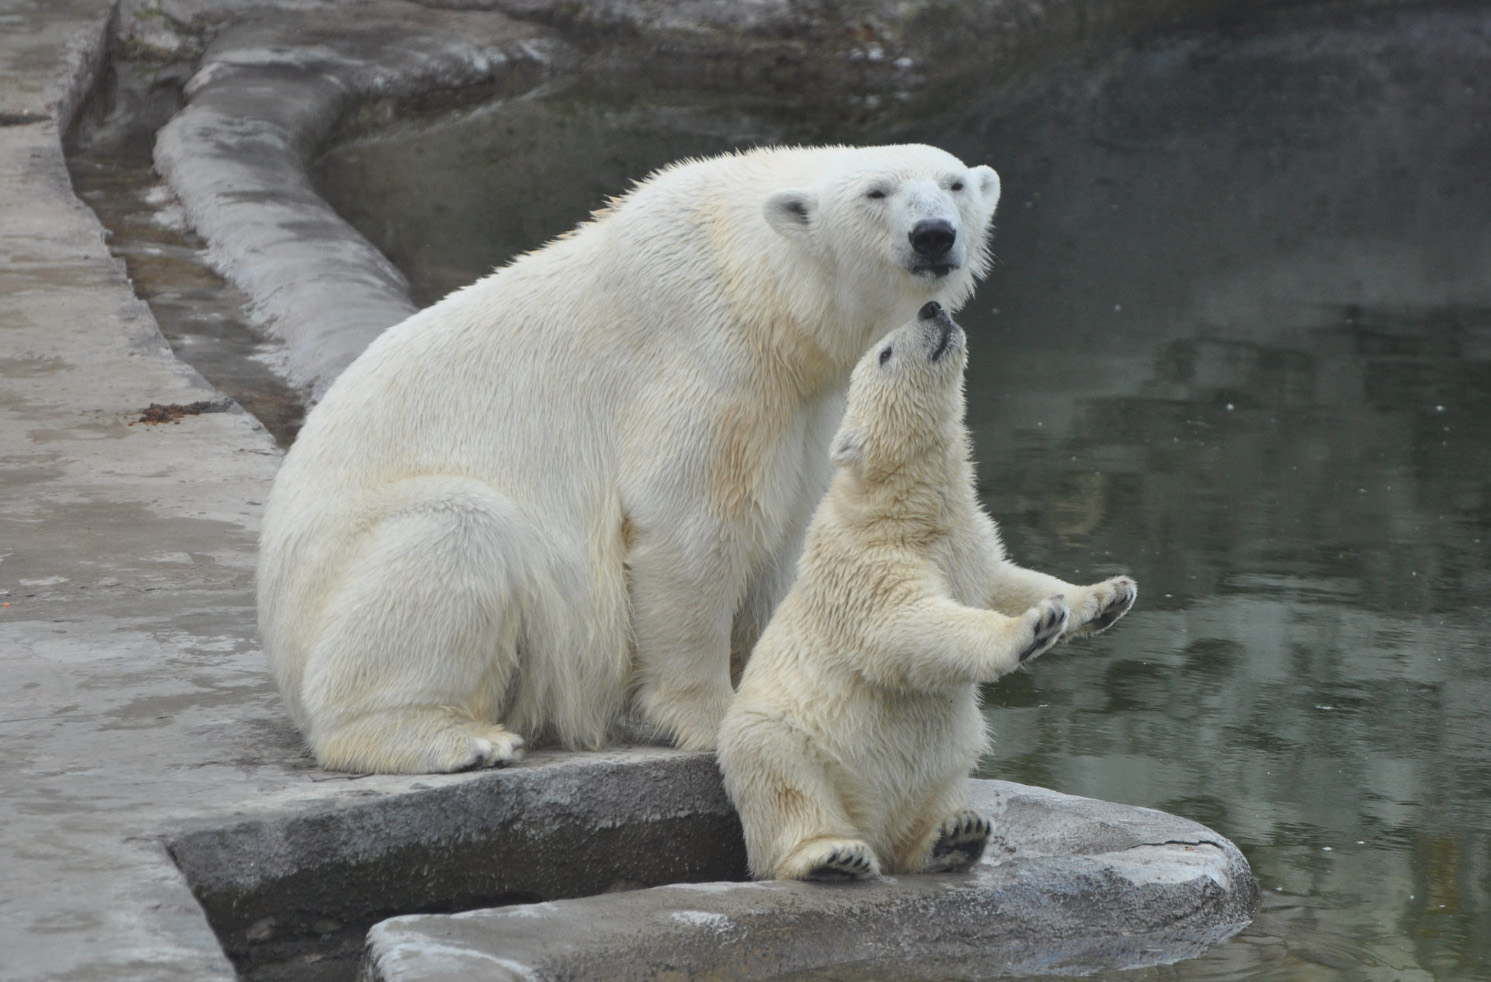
[866,188,887,200]
[949,180,965,191]
[879,346,893,365]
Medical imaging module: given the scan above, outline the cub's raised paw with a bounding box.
[788,839,881,882]
[1066,576,1137,639]
[925,810,993,872]
[1017,596,1069,664]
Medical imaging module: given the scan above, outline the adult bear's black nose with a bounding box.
[918,301,943,321]
[909,219,956,257]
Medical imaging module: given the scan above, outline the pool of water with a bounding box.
[67,62,306,446]
[312,4,1491,978]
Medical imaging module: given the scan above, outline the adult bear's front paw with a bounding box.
[1066,575,1137,639]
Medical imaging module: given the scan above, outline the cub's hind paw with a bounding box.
[783,839,880,882]
[925,810,992,872]
[1017,596,1069,664]
[1067,576,1137,639]
[807,842,878,881]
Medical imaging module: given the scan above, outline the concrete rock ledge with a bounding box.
[429,0,1243,90]
[151,2,573,399]
[360,780,1259,982]
[166,750,748,976]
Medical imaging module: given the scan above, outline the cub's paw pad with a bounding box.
[804,841,879,882]
[1018,597,1069,663]
[1090,576,1137,632]
[1072,576,1137,637]
[927,810,993,872]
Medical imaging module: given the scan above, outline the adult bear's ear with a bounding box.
[829,425,864,469]
[972,165,1000,206]
[764,189,816,240]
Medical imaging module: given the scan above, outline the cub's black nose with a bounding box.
[909,219,956,257]
[918,301,943,321]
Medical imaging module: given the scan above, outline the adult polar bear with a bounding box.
[258,144,1002,774]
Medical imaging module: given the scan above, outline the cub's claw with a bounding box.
[805,841,879,881]
[1018,596,1069,663]
[926,810,993,872]
[1068,575,1137,639]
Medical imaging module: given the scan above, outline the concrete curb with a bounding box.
[166,750,747,975]
[359,780,1259,981]
[152,3,572,399]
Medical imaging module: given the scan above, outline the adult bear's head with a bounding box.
[763,144,1001,318]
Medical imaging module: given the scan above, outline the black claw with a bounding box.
[1089,591,1135,633]
[807,844,874,881]
[1090,609,1121,631]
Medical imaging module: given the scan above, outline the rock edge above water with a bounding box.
[360,779,1259,982]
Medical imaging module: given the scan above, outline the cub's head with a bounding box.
[763,144,1001,316]
[829,301,968,480]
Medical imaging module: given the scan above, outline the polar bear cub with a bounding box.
[718,302,1137,881]
[258,144,1005,773]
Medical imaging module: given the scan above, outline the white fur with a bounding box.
[717,305,1137,881]
[257,144,1002,773]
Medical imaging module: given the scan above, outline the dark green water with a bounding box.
[314,5,1491,979]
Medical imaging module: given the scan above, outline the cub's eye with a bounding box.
[949,180,965,191]
[866,188,887,200]
[879,346,893,365]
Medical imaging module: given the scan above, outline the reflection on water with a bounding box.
[313,4,1491,979]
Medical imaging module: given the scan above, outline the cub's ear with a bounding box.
[972,165,1000,205]
[764,189,816,240]
[829,425,864,469]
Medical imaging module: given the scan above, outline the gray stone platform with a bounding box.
[361,781,1258,982]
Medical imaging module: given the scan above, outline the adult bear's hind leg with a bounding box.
[298,483,537,774]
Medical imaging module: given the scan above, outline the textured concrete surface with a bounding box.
[360,781,1258,982]
[1,4,578,980]
[1,2,1263,981]
[167,750,750,978]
